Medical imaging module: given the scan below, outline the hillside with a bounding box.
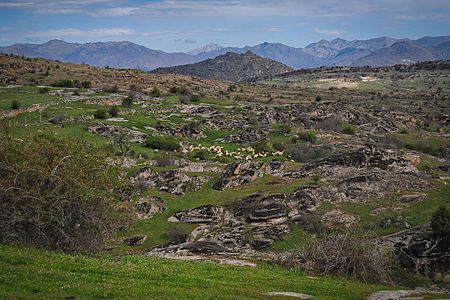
[151,51,294,81]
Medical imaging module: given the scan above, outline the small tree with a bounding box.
[94,109,107,119]
[11,100,21,110]
[109,105,119,117]
[431,206,450,237]
[122,97,133,108]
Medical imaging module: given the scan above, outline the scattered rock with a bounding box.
[225,127,267,144]
[398,193,427,204]
[212,161,284,190]
[321,209,359,228]
[88,124,147,143]
[265,292,312,299]
[168,205,223,223]
[132,168,210,195]
[134,196,165,220]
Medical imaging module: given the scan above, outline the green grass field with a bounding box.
[0,245,390,300]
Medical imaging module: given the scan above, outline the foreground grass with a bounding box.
[0,245,388,300]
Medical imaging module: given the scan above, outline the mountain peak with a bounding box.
[188,43,223,56]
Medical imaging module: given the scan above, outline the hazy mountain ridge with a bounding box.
[151,51,294,81]
[1,35,449,70]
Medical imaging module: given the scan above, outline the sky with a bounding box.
[0,0,449,52]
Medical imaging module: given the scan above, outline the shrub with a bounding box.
[298,132,317,144]
[431,206,450,237]
[276,124,291,135]
[38,87,50,94]
[277,233,395,284]
[169,86,180,94]
[52,79,76,88]
[286,144,331,163]
[315,95,322,102]
[150,88,160,97]
[94,109,108,119]
[166,226,188,244]
[191,150,209,160]
[190,94,201,102]
[179,86,192,97]
[108,105,119,117]
[179,94,190,104]
[342,123,356,135]
[145,136,180,151]
[154,152,175,167]
[0,130,127,252]
[251,140,272,154]
[122,97,133,108]
[103,85,119,93]
[11,100,21,110]
[272,141,286,151]
[81,81,92,88]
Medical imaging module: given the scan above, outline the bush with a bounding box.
[122,97,133,108]
[150,88,160,97]
[0,130,127,252]
[277,233,395,284]
[154,152,175,167]
[52,79,77,88]
[179,94,190,105]
[317,117,342,132]
[81,81,92,89]
[191,150,209,160]
[190,94,201,102]
[251,140,273,154]
[38,87,50,94]
[103,85,119,93]
[166,226,188,244]
[298,132,317,144]
[342,123,356,135]
[11,100,21,110]
[315,95,322,102]
[145,136,180,151]
[286,143,331,163]
[272,141,286,151]
[169,86,180,94]
[94,109,108,119]
[275,124,291,135]
[431,206,450,237]
[108,106,119,117]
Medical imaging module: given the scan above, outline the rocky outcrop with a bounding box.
[381,224,450,281]
[154,123,206,140]
[225,127,267,144]
[134,196,165,220]
[168,205,223,223]
[321,209,359,228]
[132,168,210,195]
[88,124,147,143]
[123,235,147,246]
[212,161,285,190]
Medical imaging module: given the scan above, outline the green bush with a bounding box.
[298,132,317,144]
[431,206,450,237]
[94,109,108,119]
[150,88,161,97]
[52,79,81,88]
[275,124,291,135]
[122,97,133,108]
[108,106,119,117]
[0,130,127,252]
[38,87,50,94]
[169,86,180,94]
[191,150,209,160]
[342,123,356,135]
[272,141,286,151]
[190,94,201,102]
[145,136,180,151]
[11,100,21,110]
[251,140,273,154]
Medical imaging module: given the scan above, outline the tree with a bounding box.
[431,206,450,236]
[108,105,119,117]
[122,97,133,108]
[0,129,128,252]
[11,100,21,110]
[94,109,107,119]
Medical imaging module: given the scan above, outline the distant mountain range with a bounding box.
[152,51,294,82]
[1,35,449,71]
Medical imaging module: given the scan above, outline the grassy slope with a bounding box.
[0,245,387,300]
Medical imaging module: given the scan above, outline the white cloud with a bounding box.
[314,28,345,36]
[32,28,135,38]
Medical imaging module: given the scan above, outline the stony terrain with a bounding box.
[1,55,449,298]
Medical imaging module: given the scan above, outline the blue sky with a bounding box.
[0,0,449,52]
